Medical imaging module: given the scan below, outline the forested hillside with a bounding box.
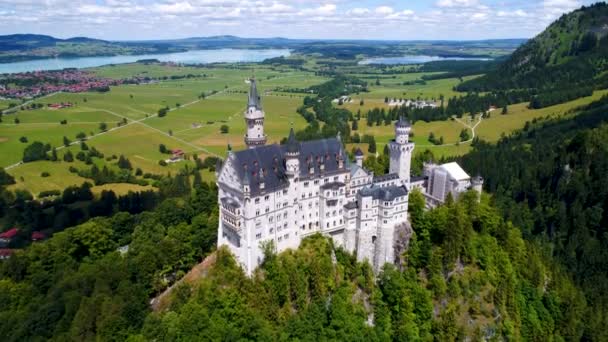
[0,182,588,340]
[460,95,608,340]
[458,2,608,92]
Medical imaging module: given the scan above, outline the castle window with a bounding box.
[256,233,262,239]
[372,236,377,243]
[304,182,309,187]
[265,195,269,201]
[256,210,260,216]
[255,198,260,204]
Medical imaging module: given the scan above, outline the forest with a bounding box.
[460,94,608,340]
[0,173,589,340]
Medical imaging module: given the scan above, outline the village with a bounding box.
[0,69,157,99]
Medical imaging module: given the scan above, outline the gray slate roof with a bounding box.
[396,116,411,128]
[373,173,399,183]
[359,185,408,202]
[248,78,262,110]
[231,137,348,196]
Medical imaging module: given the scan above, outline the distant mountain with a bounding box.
[458,2,608,91]
[0,33,525,64]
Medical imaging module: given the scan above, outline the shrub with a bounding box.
[40,172,50,177]
[22,142,48,162]
[38,189,61,198]
[159,160,167,166]
[19,136,28,143]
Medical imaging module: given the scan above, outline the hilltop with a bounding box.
[0,34,184,63]
[0,33,523,64]
[458,2,608,91]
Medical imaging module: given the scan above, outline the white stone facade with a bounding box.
[216,83,478,275]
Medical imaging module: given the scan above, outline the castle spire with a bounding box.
[248,77,262,110]
[244,77,267,148]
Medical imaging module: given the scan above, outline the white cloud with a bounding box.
[300,3,336,16]
[348,7,369,16]
[153,2,196,14]
[471,12,487,21]
[436,0,478,8]
[375,6,394,15]
[497,9,528,17]
[0,0,594,40]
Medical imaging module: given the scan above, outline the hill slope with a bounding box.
[0,34,183,63]
[458,2,608,91]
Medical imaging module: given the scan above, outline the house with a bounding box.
[0,249,14,260]
[32,231,46,241]
[171,149,184,159]
[0,228,18,244]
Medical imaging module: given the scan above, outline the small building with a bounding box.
[0,228,18,244]
[0,249,14,260]
[31,231,46,241]
[171,149,185,159]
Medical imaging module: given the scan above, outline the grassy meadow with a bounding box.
[1,61,604,195]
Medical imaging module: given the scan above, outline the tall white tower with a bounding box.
[285,128,300,177]
[389,117,415,185]
[244,78,267,148]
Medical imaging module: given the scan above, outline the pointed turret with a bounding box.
[286,128,300,154]
[285,128,300,177]
[244,77,267,148]
[354,148,364,167]
[248,78,262,110]
[396,116,411,128]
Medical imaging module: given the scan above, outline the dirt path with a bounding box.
[150,252,217,312]
[416,114,483,148]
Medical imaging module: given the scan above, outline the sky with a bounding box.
[0,0,599,41]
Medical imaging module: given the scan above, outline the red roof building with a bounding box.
[32,231,46,241]
[171,149,184,156]
[0,249,14,259]
[0,228,18,240]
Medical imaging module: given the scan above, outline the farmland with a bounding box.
[1,59,603,196]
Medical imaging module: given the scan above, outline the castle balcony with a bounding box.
[244,135,267,146]
[222,217,243,235]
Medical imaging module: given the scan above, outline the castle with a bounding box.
[216,78,481,275]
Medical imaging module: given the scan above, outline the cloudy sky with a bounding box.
[0,0,597,40]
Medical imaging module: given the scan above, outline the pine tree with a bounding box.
[368,137,377,154]
[117,155,132,170]
[64,150,74,162]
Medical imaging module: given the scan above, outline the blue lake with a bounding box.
[0,49,291,74]
[359,55,491,65]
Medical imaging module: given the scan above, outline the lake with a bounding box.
[0,49,291,74]
[358,55,491,65]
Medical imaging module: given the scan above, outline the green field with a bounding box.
[2,61,605,195]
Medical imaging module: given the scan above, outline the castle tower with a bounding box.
[471,175,484,202]
[244,78,267,148]
[354,148,364,167]
[285,128,300,177]
[389,117,415,185]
